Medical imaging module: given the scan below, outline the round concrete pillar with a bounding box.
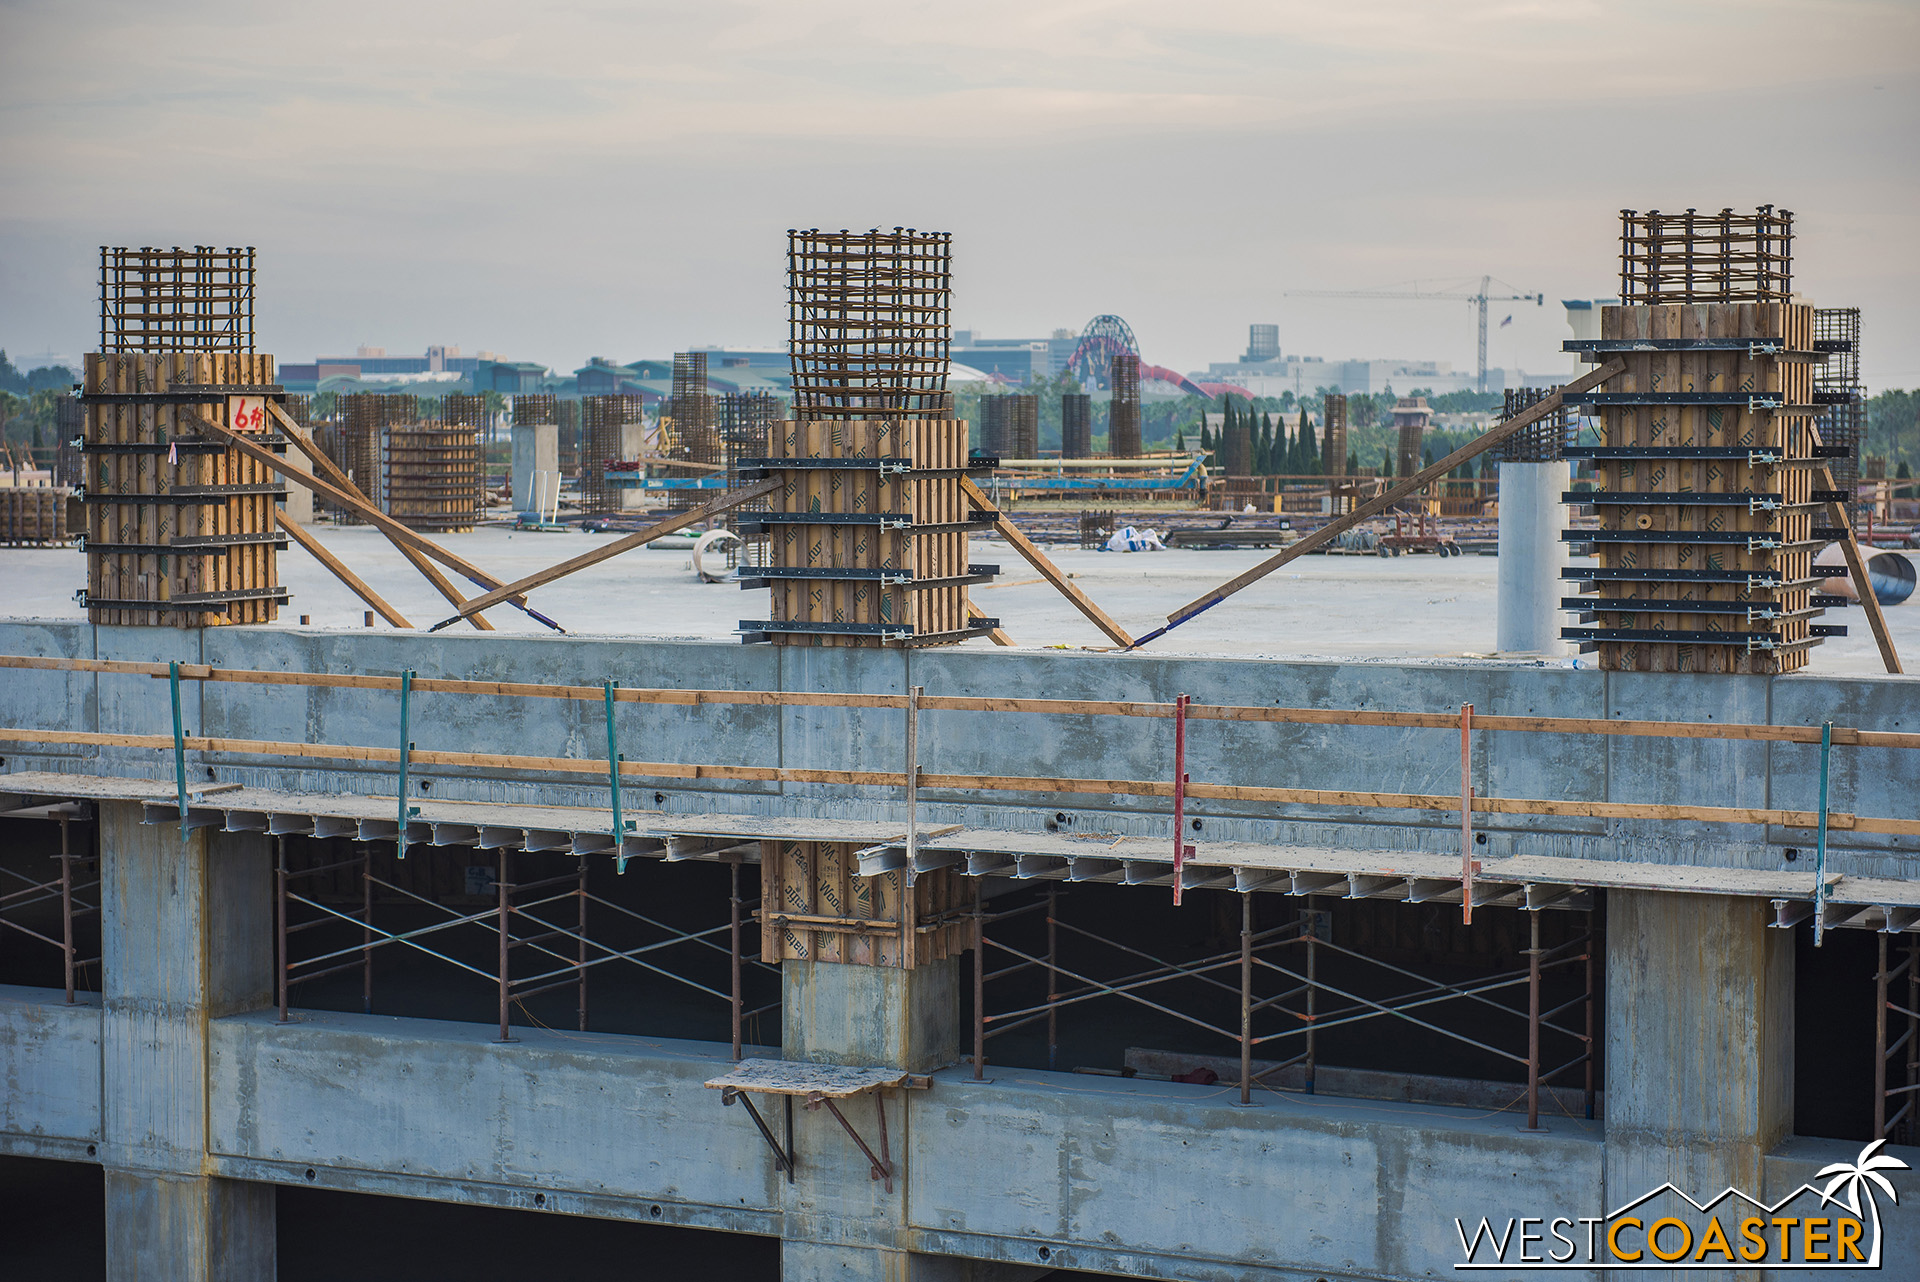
[1496,460,1571,656]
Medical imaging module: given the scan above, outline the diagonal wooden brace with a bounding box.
[426,479,782,630]
[1140,358,1628,647]
[960,476,1134,648]
[267,401,495,631]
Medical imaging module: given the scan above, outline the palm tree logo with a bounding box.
[1816,1139,1910,1266]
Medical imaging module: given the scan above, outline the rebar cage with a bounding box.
[99,246,256,353]
[1618,207,1794,305]
[787,229,952,421]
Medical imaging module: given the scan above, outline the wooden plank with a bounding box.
[268,401,495,631]
[195,416,549,625]
[6,722,1916,834]
[279,517,413,628]
[1157,359,1628,638]
[425,478,781,630]
[1807,421,1902,674]
[6,654,1920,747]
[958,476,1133,647]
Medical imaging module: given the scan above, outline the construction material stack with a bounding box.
[1561,206,1847,674]
[738,228,997,646]
[80,246,287,625]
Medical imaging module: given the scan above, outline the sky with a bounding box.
[2,0,1917,386]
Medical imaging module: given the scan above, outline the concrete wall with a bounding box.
[0,984,100,1161]
[1,620,1915,878]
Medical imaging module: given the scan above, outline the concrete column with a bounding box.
[618,420,649,510]
[99,801,277,1280]
[1604,891,1793,1281]
[1496,459,1570,656]
[510,422,558,515]
[780,958,1037,1282]
[276,447,313,525]
[783,959,958,1074]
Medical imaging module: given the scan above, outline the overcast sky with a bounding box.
[3,1,1916,386]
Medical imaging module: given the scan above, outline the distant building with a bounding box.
[474,361,551,395]
[574,359,648,396]
[316,345,485,377]
[950,331,1080,383]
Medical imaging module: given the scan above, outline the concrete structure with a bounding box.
[2,620,1918,1278]
[510,420,558,514]
[1495,460,1570,656]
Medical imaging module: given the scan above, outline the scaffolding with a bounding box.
[1814,308,1863,525]
[274,838,781,1056]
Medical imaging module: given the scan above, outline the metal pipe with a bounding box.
[730,857,742,1060]
[1460,702,1476,924]
[1584,906,1597,1121]
[276,836,289,1023]
[1047,886,1058,1072]
[1909,936,1919,1145]
[579,857,590,1032]
[973,905,985,1080]
[1877,932,1890,1138]
[59,814,73,1005]
[1240,892,1253,1106]
[1815,721,1833,946]
[396,669,413,863]
[1172,693,1190,905]
[1305,899,1318,1095]
[1526,909,1542,1131]
[497,847,513,1043]
[362,847,373,1014]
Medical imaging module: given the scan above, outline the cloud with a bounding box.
[2,1,1916,383]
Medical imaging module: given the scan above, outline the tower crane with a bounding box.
[1285,276,1544,393]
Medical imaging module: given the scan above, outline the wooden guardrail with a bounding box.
[1,654,1915,835]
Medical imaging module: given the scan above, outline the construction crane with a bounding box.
[1286,276,1544,393]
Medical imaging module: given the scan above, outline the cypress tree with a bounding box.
[1175,428,1187,451]
[1200,421,1213,452]
[1382,448,1394,479]
[1301,414,1319,475]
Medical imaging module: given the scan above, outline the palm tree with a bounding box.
[1818,1139,1910,1262]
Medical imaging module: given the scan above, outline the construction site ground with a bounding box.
[7,526,1916,672]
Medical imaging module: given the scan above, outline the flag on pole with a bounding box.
[1499,314,1513,328]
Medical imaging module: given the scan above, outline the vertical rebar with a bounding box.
[275,837,289,1023]
[59,814,74,1005]
[1047,886,1059,1072]
[1240,892,1253,1106]
[497,847,513,1043]
[902,684,920,971]
[973,905,985,1080]
[361,846,373,1014]
[578,857,590,1033]
[1526,910,1543,1131]
[1876,932,1890,1138]
[730,856,743,1061]
[1584,907,1597,1121]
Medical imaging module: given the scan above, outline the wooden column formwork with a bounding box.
[759,840,972,968]
[444,392,491,512]
[746,417,991,646]
[381,422,482,533]
[80,351,286,626]
[1567,301,1831,674]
